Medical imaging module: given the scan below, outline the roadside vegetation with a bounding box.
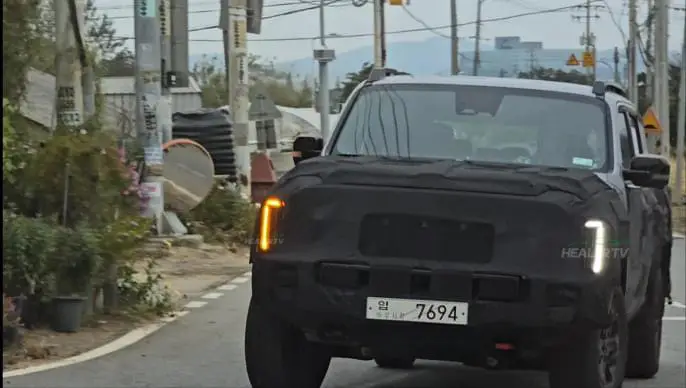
[2,0,256,366]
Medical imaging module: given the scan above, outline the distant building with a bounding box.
[100,76,202,136]
[495,36,521,50]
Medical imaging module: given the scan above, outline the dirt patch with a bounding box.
[3,314,148,371]
[145,243,251,302]
[673,204,685,235]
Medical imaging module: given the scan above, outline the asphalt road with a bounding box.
[4,239,685,388]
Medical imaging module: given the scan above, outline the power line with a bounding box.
[99,0,351,20]
[97,0,338,10]
[400,4,478,62]
[103,3,600,43]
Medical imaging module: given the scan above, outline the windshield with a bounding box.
[331,84,610,171]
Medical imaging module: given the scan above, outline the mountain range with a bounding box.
[190,36,680,84]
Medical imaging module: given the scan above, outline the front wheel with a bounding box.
[245,299,331,388]
[626,270,664,378]
[548,287,628,388]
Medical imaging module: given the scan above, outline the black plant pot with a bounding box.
[50,296,86,333]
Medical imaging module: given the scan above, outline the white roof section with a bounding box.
[220,104,340,140]
[277,106,340,140]
[20,68,202,129]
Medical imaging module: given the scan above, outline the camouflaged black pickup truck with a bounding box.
[244,72,673,388]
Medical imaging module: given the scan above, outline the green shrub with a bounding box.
[186,184,256,244]
[117,259,173,316]
[2,213,57,297]
[98,215,152,264]
[52,225,102,296]
[11,132,139,228]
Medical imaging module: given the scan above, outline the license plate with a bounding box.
[366,297,468,325]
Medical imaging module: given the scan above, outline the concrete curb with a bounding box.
[2,312,185,378]
[2,271,253,379]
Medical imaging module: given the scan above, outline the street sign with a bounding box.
[566,53,580,66]
[642,107,663,134]
[248,92,282,121]
[582,51,595,68]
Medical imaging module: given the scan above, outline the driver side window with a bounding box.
[618,112,634,168]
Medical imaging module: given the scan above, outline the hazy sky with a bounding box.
[102,0,685,62]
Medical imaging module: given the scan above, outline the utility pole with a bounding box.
[134,0,165,233]
[159,0,174,144]
[450,0,459,75]
[314,0,335,141]
[225,0,251,198]
[76,0,95,122]
[584,0,593,79]
[573,1,600,80]
[473,0,484,76]
[646,0,655,104]
[170,0,189,88]
[613,46,622,83]
[655,0,671,156]
[675,11,686,202]
[628,0,638,103]
[55,0,84,130]
[373,0,384,68]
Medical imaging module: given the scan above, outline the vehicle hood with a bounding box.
[278,156,616,201]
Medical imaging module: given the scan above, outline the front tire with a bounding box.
[245,299,331,388]
[374,356,416,369]
[626,270,664,378]
[548,287,628,388]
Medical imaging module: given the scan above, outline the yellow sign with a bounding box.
[566,54,580,66]
[642,107,663,134]
[582,51,595,68]
[388,0,404,5]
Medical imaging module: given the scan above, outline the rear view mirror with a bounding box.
[622,154,670,189]
[292,136,323,165]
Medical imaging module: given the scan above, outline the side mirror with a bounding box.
[622,154,671,189]
[292,136,323,165]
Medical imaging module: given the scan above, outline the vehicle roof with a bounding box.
[373,75,629,104]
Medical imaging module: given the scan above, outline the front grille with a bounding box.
[358,214,494,262]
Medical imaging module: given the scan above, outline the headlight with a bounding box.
[258,197,284,252]
[584,219,607,274]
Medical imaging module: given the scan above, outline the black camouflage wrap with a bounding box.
[259,156,630,289]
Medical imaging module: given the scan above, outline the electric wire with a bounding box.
[102,2,602,43]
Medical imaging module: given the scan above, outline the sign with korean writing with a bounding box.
[138,0,157,17]
[582,51,595,68]
[144,146,163,166]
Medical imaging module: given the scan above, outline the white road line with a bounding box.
[663,316,686,321]
[669,301,686,309]
[2,310,188,378]
[184,300,208,309]
[217,283,238,291]
[243,271,252,277]
[202,292,224,300]
[231,276,250,284]
[673,233,685,239]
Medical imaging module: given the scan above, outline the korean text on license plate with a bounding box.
[366,297,468,325]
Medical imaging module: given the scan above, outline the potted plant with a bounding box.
[50,225,101,333]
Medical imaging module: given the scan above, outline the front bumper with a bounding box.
[251,258,618,347]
